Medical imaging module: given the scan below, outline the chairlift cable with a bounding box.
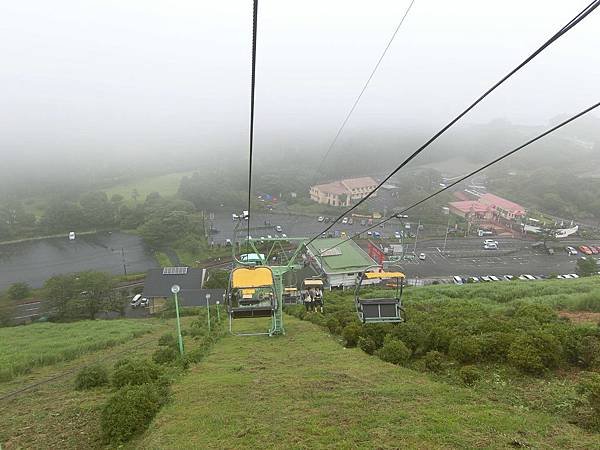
[318,100,600,254]
[306,0,600,247]
[317,0,416,172]
[247,0,259,244]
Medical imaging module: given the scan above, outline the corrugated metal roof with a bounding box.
[307,238,376,274]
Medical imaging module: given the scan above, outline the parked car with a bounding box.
[348,218,354,225]
[360,219,367,226]
[281,233,287,238]
[275,225,283,232]
[469,277,480,283]
[579,245,593,255]
[419,253,426,260]
[483,243,498,250]
[503,275,514,281]
[130,294,142,308]
[373,231,381,239]
[68,231,76,241]
[569,273,580,278]
[324,217,331,223]
[481,276,491,282]
[590,246,599,255]
[367,231,372,236]
[225,239,232,247]
[394,231,402,239]
[404,253,416,261]
[489,275,500,281]
[367,218,373,225]
[139,298,149,307]
[519,274,536,281]
[566,246,578,255]
[453,276,463,285]
[342,217,349,224]
[317,216,324,222]
[484,239,498,246]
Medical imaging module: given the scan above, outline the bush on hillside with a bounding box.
[578,335,600,369]
[112,358,163,388]
[388,322,428,355]
[152,347,178,365]
[425,326,452,354]
[511,303,558,325]
[342,323,362,348]
[448,335,482,364]
[508,332,563,375]
[358,336,377,355]
[7,282,30,300]
[74,364,109,390]
[422,350,445,372]
[477,332,515,362]
[577,372,600,430]
[101,382,170,444]
[459,365,482,386]
[377,336,411,365]
[158,332,177,348]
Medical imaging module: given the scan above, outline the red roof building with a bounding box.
[448,201,493,220]
[478,193,526,219]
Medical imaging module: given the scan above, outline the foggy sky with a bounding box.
[1,0,598,167]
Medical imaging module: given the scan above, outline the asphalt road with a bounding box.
[207,211,599,279]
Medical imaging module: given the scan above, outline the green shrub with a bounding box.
[578,335,600,368]
[74,364,109,390]
[512,303,558,324]
[326,317,340,334]
[508,332,563,375]
[377,336,411,365]
[7,282,30,300]
[358,336,377,355]
[577,372,600,430]
[422,350,444,372]
[101,382,170,444]
[425,326,452,353]
[389,322,427,355]
[341,323,362,348]
[152,347,178,365]
[112,358,163,388]
[459,365,482,386]
[158,333,177,348]
[477,332,515,362]
[448,335,481,364]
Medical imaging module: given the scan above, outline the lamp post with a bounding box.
[206,293,211,333]
[216,300,221,322]
[171,285,184,356]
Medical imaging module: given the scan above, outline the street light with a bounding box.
[216,300,221,322]
[171,284,184,356]
[206,293,211,333]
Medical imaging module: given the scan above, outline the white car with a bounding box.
[489,275,500,281]
[484,239,498,246]
[566,246,578,256]
[569,273,580,279]
[275,225,283,232]
[68,231,76,240]
[469,277,480,283]
[367,231,372,236]
[139,298,149,307]
[394,231,402,239]
[342,217,349,224]
[130,294,142,308]
[519,274,536,281]
[419,253,426,260]
[317,216,324,222]
[503,275,514,281]
[453,276,464,285]
[281,233,287,238]
[483,243,498,250]
[481,276,491,282]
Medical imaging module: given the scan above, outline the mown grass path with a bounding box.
[138,316,600,449]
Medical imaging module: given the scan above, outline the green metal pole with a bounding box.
[206,294,211,333]
[174,291,184,356]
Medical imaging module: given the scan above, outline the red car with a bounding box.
[591,246,600,255]
[579,245,593,255]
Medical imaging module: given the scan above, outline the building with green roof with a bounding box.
[305,238,379,288]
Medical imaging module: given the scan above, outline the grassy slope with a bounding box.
[0,317,193,449]
[0,319,158,381]
[103,170,196,202]
[138,317,600,449]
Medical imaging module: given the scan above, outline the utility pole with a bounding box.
[121,247,127,276]
[206,293,211,333]
[443,213,451,252]
[171,285,184,356]
[413,220,421,254]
